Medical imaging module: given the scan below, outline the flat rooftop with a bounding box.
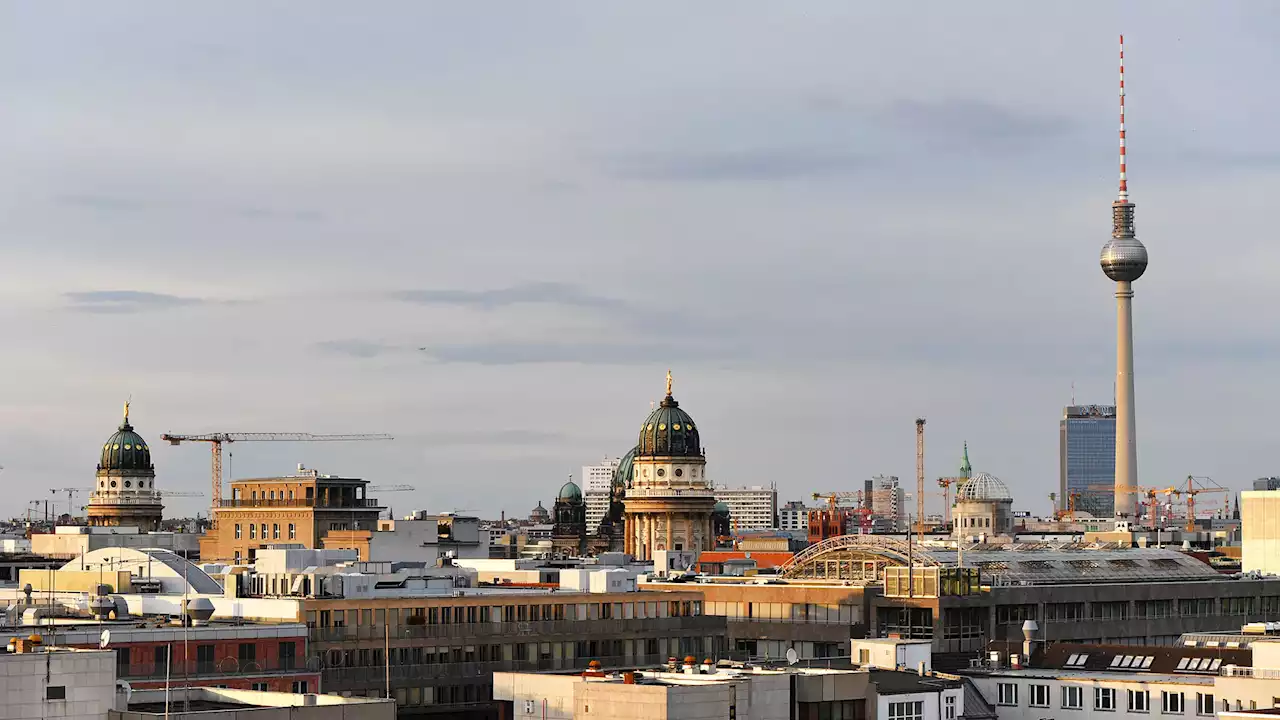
[122,687,393,716]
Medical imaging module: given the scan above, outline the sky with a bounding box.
[2,2,1280,521]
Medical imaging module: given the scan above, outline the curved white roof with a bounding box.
[61,547,222,595]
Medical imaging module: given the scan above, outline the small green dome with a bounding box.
[637,395,701,457]
[98,408,154,473]
[713,501,730,514]
[558,479,583,503]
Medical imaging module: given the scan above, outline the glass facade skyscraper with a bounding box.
[1060,405,1117,518]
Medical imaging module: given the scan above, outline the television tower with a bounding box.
[1099,35,1147,525]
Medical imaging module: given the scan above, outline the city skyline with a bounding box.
[3,4,1279,519]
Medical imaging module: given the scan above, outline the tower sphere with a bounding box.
[1100,235,1147,282]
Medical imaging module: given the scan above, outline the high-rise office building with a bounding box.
[713,486,778,530]
[1060,404,1117,518]
[582,457,621,531]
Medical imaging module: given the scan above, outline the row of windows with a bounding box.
[998,683,1212,715]
[308,600,700,628]
[704,601,859,624]
[1005,597,1279,624]
[234,523,297,541]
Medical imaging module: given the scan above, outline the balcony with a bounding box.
[310,616,725,644]
[120,656,314,681]
[218,498,383,509]
[624,487,717,498]
[323,654,644,687]
[89,493,164,506]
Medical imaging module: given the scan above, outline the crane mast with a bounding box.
[915,418,926,540]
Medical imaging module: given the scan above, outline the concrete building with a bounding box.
[494,659,961,720]
[867,476,905,531]
[583,458,621,531]
[1241,490,1280,575]
[364,513,488,563]
[87,404,165,532]
[113,687,394,719]
[1059,404,1117,518]
[31,526,199,560]
[0,644,118,720]
[714,486,779,530]
[199,465,386,563]
[778,501,813,532]
[624,373,716,561]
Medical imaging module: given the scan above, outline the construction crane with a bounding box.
[50,488,86,518]
[915,418,926,539]
[1111,484,1178,530]
[937,476,966,525]
[810,492,871,541]
[160,432,394,526]
[1172,476,1228,532]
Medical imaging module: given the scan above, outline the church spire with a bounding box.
[960,441,972,479]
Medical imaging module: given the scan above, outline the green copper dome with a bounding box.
[713,501,730,514]
[637,373,701,458]
[98,404,154,473]
[613,446,637,490]
[558,479,583,503]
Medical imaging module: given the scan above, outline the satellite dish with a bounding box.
[786,648,799,666]
[99,630,111,649]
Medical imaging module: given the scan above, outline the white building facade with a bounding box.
[714,486,778,530]
[778,501,812,532]
[583,458,621,531]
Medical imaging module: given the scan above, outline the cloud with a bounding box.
[54,194,325,223]
[401,429,568,447]
[601,148,868,182]
[882,99,1074,149]
[314,340,401,359]
[63,291,206,314]
[390,283,624,310]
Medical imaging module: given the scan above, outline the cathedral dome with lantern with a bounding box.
[636,373,702,458]
[87,403,164,532]
[623,371,716,562]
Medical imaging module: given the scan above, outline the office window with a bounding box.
[1129,689,1149,713]
[1196,694,1214,716]
[998,683,1018,706]
[260,523,267,540]
[269,491,275,500]
[233,551,241,564]
[858,648,871,664]
[249,524,256,539]
[1062,686,1084,709]
[252,682,269,691]
[288,523,296,540]
[239,643,256,662]
[46,686,66,700]
[888,701,924,720]
[272,523,280,540]
[945,695,956,720]
[292,681,309,694]
[1163,691,1184,714]
[1096,687,1117,711]
[1031,685,1051,708]
[234,524,242,539]
[279,642,296,670]
[197,644,215,674]
[154,645,169,673]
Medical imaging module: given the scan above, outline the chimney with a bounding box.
[917,661,926,676]
[683,655,697,674]
[1022,620,1040,661]
[1010,654,1022,670]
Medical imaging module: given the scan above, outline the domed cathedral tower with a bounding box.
[551,477,588,557]
[87,403,165,532]
[623,371,716,561]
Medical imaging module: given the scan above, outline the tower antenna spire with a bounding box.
[1118,34,1128,203]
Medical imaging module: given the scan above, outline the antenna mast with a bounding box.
[1118,34,1128,203]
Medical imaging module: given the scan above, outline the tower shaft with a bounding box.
[1114,281,1137,520]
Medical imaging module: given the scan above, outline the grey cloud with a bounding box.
[54,194,325,223]
[602,148,868,182]
[315,340,401,358]
[882,99,1074,148]
[64,291,205,314]
[418,340,736,366]
[390,283,624,310]
[400,429,568,447]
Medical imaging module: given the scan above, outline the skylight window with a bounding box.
[1176,658,1190,670]
[1140,656,1155,669]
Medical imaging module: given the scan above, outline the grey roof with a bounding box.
[961,678,998,720]
[915,543,1221,586]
